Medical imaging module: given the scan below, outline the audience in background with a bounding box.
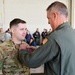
[25,30,32,44]
[33,28,40,46]
[0,28,3,33]
[41,28,48,44]
[4,27,51,46]
[5,28,11,41]
[0,28,5,43]
[29,38,36,46]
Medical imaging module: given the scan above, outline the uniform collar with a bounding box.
[9,39,24,49]
[56,22,70,30]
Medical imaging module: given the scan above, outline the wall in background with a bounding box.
[71,0,75,29]
[1,0,70,34]
[0,0,4,28]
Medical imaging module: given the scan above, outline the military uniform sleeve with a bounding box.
[0,46,4,74]
[19,37,60,68]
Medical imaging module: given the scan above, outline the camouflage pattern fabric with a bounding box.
[0,39,30,75]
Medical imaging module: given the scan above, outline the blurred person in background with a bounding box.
[25,30,32,44]
[0,28,5,43]
[33,28,40,46]
[5,28,11,41]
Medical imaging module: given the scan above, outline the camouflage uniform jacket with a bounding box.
[0,39,30,75]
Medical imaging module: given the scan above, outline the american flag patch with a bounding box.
[42,38,48,44]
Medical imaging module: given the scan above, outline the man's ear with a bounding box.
[53,12,59,20]
[53,12,57,18]
[10,28,15,33]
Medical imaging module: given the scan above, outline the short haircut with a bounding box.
[10,18,26,28]
[46,1,68,18]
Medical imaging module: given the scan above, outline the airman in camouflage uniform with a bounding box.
[0,18,30,75]
[0,39,30,75]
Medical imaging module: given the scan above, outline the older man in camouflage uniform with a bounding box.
[0,18,30,75]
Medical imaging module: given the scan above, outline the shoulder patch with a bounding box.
[42,38,48,44]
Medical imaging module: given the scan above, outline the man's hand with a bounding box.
[27,46,37,50]
[26,46,37,53]
[19,43,37,53]
[19,43,29,50]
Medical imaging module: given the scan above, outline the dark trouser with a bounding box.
[35,38,40,45]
